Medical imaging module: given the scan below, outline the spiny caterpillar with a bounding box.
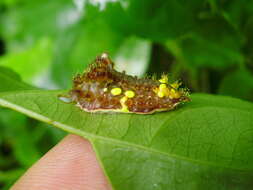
[61,53,190,114]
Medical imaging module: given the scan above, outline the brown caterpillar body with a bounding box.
[66,53,190,114]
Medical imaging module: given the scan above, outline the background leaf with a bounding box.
[0,38,52,82]
[93,0,204,41]
[219,69,253,101]
[0,66,35,92]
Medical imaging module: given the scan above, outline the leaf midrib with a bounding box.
[0,93,251,172]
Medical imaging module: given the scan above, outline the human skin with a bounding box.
[11,134,112,190]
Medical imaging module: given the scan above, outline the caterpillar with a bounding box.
[60,53,190,114]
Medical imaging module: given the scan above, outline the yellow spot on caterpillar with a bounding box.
[171,81,181,89]
[154,85,168,98]
[155,83,182,99]
[103,88,108,92]
[170,89,181,98]
[158,91,165,98]
[111,88,122,96]
[159,84,167,90]
[125,90,135,98]
[120,96,129,112]
[121,106,129,112]
[120,96,128,104]
[159,75,168,84]
[157,83,170,98]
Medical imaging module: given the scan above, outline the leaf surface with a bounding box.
[0,68,253,190]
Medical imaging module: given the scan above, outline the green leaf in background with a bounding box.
[1,0,74,43]
[166,19,244,70]
[212,0,253,30]
[219,69,253,101]
[88,0,206,41]
[0,66,35,92]
[0,168,25,190]
[0,109,40,167]
[1,68,253,190]
[0,38,52,82]
[0,0,79,87]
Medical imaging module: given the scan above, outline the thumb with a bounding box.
[11,134,112,190]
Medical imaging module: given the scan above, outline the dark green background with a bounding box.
[0,0,252,189]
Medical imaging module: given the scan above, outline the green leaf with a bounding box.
[0,109,41,167]
[0,38,52,82]
[210,0,253,29]
[1,0,75,44]
[1,68,253,189]
[87,0,204,41]
[166,18,244,69]
[0,169,25,190]
[0,0,79,88]
[0,66,35,92]
[218,69,253,101]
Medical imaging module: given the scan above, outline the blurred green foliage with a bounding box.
[0,0,252,189]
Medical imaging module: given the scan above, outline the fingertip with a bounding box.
[11,134,112,190]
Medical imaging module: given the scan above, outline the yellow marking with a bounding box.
[125,90,135,98]
[103,88,108,92]
[163,88,170,97]
[159,75,168,84]
[157,91,165,98]
[157,84,170,97]
[170,88,181,98]
[111,87,122,96]
[120,96,129,112]
[121,105,129,112]
[171,81,181,89]
[155,81,181,99]
[159,84,167,89]
[120,96,128,103]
